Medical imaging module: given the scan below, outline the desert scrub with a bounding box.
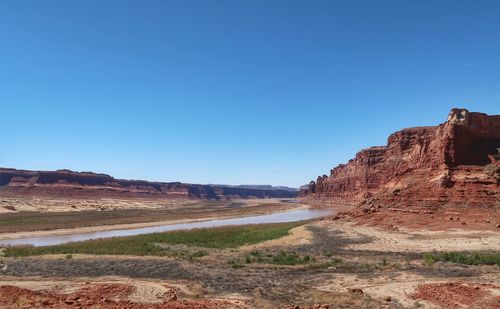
[271,251,302,265]
[484,162,499,177]
[423,251,500,266]
[4,221,305,257]
[188,250,208,259]
[306,258,343,270]
[228,259,245,268]
[244,250,316,266]
[164,248,209,260]
[245,250,263,263]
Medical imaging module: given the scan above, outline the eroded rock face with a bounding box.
[301,109,500,207]
[0,168,297,200]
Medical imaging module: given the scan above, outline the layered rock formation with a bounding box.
[301,109,500,208]
[0,168,297,200]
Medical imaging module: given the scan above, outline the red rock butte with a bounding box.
[300,108,500,208]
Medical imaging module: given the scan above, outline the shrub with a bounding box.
[228,259,244,268]
[272,251,304,265]
[423,251,500,266]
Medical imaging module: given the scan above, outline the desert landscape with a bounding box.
[2,2,500,308]
[0,108,498,308]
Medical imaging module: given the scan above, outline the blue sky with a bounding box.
[1,1,499,187]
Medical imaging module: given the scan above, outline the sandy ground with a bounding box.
[0,276,248,308]
[0,276,197,304]
[313,219,500,308]
[316,271,500,308]
[318,220,500,252]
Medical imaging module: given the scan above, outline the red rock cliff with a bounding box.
[301,109,500,207]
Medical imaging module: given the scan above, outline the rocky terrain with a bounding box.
[0,168,297,200]
[0,219,499,308]
[301,109,500,213]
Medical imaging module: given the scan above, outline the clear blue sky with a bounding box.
[1,1,499,187]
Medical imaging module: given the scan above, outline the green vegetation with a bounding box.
[4,221,305,257]
[243,250,391,270]
[306,258,343,270]
[228,259,245,268]
[414,301,424,308]
[245,250,264,263]
[423,251,500,266]
[272,251,310,265]
[189,250,208,259]
[0,217,44,225]
[243,250,317,266]
[242,249,346,269]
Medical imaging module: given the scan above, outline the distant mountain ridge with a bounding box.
[0,167,297,200]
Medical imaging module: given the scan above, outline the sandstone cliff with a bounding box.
[301,109,500,208]
[0,168,297,200]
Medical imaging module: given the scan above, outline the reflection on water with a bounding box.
[0,208,336,247]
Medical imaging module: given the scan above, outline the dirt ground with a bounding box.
[347,205,500,232]
[318,220,500,253]
[1,214,499,308]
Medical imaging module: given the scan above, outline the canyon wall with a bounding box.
[0,168,297,200]
[301,108,500,208]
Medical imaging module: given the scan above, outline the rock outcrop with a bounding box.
[0,168,297,200]
[301,109,500,208]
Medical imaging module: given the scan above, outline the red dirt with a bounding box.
[409,282,500,309]
[338,205,500,231]
[0,284,246,309]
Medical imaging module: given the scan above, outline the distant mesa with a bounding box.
[300,108,500,208]
[0,168,297,200]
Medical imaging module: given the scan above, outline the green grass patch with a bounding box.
[245,250,264,263]
[272,251,308,265]
[244,250,317,266]
[0,217,45,225]
[306,258,343,270]
[4,221,305,257]
[228,259,245,268]
[423,251,500,266]
[242,250,346,268]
